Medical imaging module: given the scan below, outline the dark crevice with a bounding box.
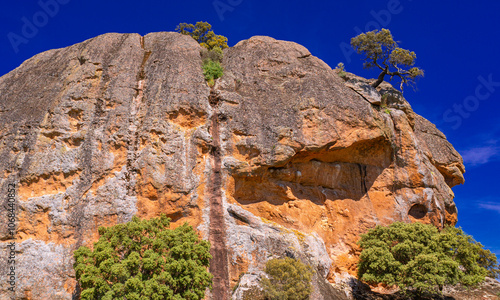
[71,283,81,300]
[73,36,151,298]
[70,78,109,300]
[358,163,368,194]
[140,35,145,49]
[207,87,230,299]
[138,50,152,81]
[228,210,250,225]
[209,88,220,108]
[125,36,151,197]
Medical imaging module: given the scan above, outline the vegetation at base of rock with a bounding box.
[261,257,313,300]
[357,222,499,296]
[351,28,424,90]
[176,21,228,50]
[73,214,212,300]
[202,59,224,87]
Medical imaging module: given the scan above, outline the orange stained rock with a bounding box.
[19,171,80,200]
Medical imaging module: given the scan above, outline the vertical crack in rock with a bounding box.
[70,35,150,300]
[70,67,107,300]
[207,88,230,299]
[72,74,106,248]
[358,163,368,194]
[125,36,151,196]
[71,35,140,299]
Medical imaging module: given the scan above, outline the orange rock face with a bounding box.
[0,33,463,299]
[218,37,464,289]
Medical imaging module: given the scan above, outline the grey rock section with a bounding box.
[345,79,381,105]
[443,277,500,299]
[232,272,266,300]
[6,240,74,300]
[227,204,331,277]
[0,32,211,299]
[0,33,145,299]
[227,204,347,300]
[413,115,465,188]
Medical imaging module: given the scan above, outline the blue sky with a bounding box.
[1,1,499,257]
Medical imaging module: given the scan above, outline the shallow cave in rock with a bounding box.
[408,203,428,219]
[232,159,384,206]
[232,136,394,207]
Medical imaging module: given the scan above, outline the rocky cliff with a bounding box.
[0,32,464,299]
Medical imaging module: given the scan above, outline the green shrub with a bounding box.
[202,60,224,87]
[261,257,313,300]
[358,222,498,296]
[73,215,212,300]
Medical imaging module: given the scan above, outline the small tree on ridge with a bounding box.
[176,21,228,50]
[351,28,424,90]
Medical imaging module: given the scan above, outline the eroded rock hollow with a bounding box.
[0,32,464,299]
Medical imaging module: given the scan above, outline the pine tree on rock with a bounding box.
[351,29,424,90]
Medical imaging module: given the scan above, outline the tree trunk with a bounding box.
[372,67,388,88]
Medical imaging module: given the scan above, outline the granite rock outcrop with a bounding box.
[0,32,464,299]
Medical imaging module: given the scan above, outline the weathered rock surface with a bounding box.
[219,36,464,285]
[344,79,381,105]
[0,33,464,299]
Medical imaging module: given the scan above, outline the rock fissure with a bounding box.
[71,67,108,247]
[125,36,151,197]
[207,87,230,299]
[70,59,113,299]
[358,164,368,194]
